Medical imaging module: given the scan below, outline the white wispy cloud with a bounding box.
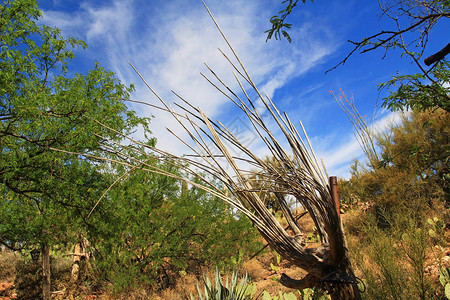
[41,0,342,168]
[315,110,404,178]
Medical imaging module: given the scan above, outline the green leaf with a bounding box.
[440,268,450,285]
[283,292,297,300]
[428,229,437,237]
[262,291,273,300]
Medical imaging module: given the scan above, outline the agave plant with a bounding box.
[191,268,257,300]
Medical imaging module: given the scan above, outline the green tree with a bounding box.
[267,0,450,112]
[0,0,149,298]
[335,90,449,219]
[346,109,449,216]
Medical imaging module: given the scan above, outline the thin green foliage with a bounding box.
[349,212,438,299]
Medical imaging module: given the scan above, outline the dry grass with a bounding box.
[149,273,199,300]
[0,249,311,299]
[242,257,269,281]
[0,250,21,282]
[101,251,312,299]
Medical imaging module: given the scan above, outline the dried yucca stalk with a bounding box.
[76,4,362,299]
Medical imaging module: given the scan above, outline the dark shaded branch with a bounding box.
[424,42,450,66]
[327,12,450,73]
[280,273,317,289]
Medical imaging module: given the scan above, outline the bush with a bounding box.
[348,212,442,299]
[90,169,261,293]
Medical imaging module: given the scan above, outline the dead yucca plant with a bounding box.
[56,4,362,299]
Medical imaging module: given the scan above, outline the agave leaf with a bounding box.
[440,268,450,286]
[429,229,437,237]
[262,291,273,300]
[283,292,297,300]
[196,281,204,300]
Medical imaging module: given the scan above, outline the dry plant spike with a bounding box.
[69,3,363,298]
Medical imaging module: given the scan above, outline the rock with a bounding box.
[0,282,15,296]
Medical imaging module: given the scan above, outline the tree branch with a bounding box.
[327,12,450,73]
[280,273,318,289]
[424,42,450,66]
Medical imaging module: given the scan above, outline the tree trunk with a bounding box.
[70,242,82,282]
[41,243,51,300]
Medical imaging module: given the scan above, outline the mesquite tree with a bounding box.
[80,5,362,299]
[0,1,148,298]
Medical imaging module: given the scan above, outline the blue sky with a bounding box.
[37,0,449,178]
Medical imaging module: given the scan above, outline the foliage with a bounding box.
[90,166,260,291]
[333,0,450,111]
[260,289,328,300]
[298,287,329,300]
[15,258,41,300]
[265,0,311,43]
[0,1,150,298]
[270,253,281,273]
[0,251,19,281]
[261,290,297,300]
[335,178,359,213]
[337,91,449,298]
[427,217,446,241]
[1,1,260,296]
[349,213,439,299]
[342,109,449,220]
[191,268,257,300]
[379,61,450,112]
[14,255,71,300]
[0,0,149,251]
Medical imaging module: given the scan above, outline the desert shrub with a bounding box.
[88,168,261,293]
[349,212,443,299]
